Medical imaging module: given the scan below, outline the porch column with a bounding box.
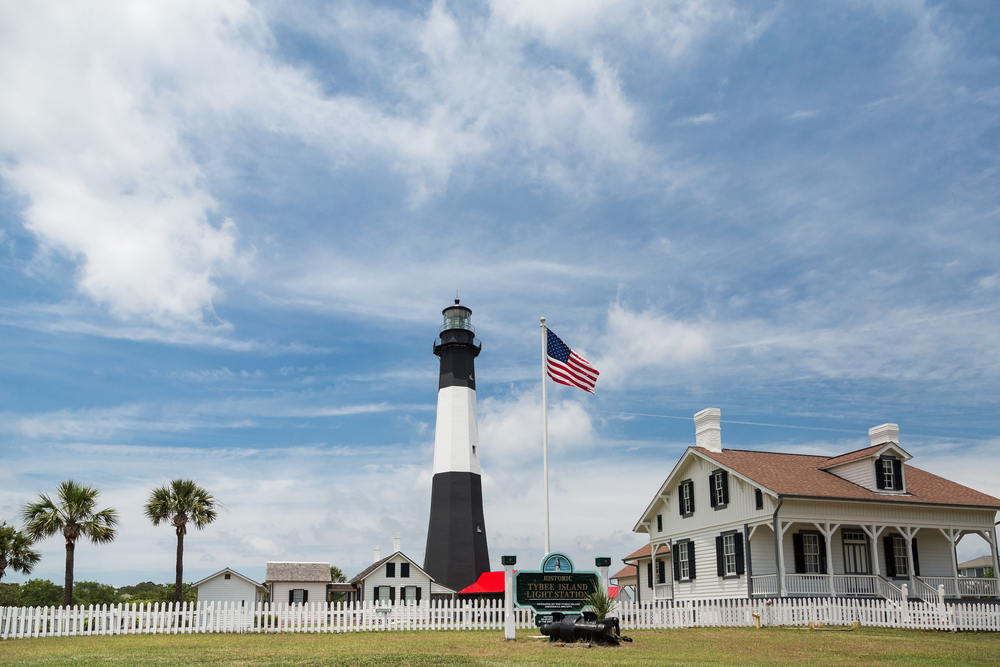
[900,525,918,595]
[938,527,961,599]
[651,547,657,599]
[816,522,840,597]
[776,520,790,597]
[990,528,1000,599]
[862,524,885,578]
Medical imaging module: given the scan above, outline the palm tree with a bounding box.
[0,521,42,582]
[144,479,218,603]
[21,480,118,607]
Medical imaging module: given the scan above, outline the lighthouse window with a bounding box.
[476,523,483,534]
[472,445,477,456]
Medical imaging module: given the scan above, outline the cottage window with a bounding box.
[892,537,909,576]
[803,534,821,573]
[403,586,418,603]
[386,562,396,578]
[657,560,666,584]
[657,514,662,532]
[378,587,392,604]
[875,456,904,491]
[715,531,745,578]
[400,562,410,578]
[755,489,764,510]
[724,534,737,575]
[224,573,231,580]
[709,469,729,510]
[291,589,306,605]
[678,480,694,517]
[792,532,827,574]
[674,540,696,581]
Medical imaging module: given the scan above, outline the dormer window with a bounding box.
[875,455,904,491]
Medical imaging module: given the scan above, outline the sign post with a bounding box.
[502,555,517,640]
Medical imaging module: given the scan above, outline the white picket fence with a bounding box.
[2,596,999,640]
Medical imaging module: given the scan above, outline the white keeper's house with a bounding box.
[633,408,1000,603]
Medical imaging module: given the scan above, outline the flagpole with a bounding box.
[540,317,550,555]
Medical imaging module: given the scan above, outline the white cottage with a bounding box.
[193,567,266,608]
[634,408,1000,603]
[265,562,332,605]
[347,534,456,604]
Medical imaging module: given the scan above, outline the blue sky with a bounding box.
[1,0,998,587]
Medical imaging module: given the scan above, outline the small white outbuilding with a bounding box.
[193,567,267,608]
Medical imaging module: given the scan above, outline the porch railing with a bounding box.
[654,583,672,600]
[874,577,905,606]
[832,575,877,596]
[784,574,829,595]
[908,577,941,605]
[922,577,999,598]
[751,574,778,596]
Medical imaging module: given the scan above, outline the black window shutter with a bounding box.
[875,460,887,489]
[755,489,763,510]
[721,471,730,505]
[416,587,422,603]
[689,544,697,579]
[715,535,725,576]
[893,460,904,490]
[389,587,395,602]
[647,562,653,588]
[289,590,295,604]
[373,586,379,602]
[735,534,745,576]
[303,590,308,603]
[689,482,694,513]
[678,484,684,515]
[818,534,827,575]
[386,563,395,577]
[911,538,920,576]
[657,514,662,532]
[673,547,681,581]
[883,536,896,577]
[709,474,717,508]
[401,562,410,578]
[792,533,805,574]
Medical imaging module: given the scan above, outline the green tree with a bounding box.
[0,520,41,582]
[144,479,218,603]
[329,565,347,603]
[20,579,63,607]
[21,480,118,607]
[72,580,119,607]
[0,582,23,607]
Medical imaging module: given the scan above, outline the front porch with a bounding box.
[747,519,1000,604]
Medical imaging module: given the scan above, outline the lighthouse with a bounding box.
[423,299,491,593]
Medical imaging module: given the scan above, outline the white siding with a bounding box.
[270,582,328,605]
[749,525,777,576]
[827,459,874,489]
[362,556,432,603]
[197,575,262,607]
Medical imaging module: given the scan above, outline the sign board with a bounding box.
[514,552,600,623]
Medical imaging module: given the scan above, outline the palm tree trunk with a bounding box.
[175,527,184,603]
[64,540,75,607]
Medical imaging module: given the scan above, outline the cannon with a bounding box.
[539,612,632,646]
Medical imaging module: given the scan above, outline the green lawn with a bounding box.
[1,627,998,666]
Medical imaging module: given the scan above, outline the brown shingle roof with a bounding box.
[611,564,637,580]
[622,543,669,562]
[695,447,1000,509]
[265,562,332,583]
[819,444,889,467]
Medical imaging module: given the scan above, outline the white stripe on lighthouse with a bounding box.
[432,385,481,475]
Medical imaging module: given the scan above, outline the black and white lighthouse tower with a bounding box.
[423,300,490,593]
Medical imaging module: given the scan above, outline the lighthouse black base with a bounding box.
[423,471,491,593]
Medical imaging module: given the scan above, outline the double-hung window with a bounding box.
[803,534,821,573]
[892,536,909,576]
[673,539,697,582]
[792,532,827,574]
[883,535,919,577]
[709,469,729,510]
[875,456,904,491]
[715,531,745,578]
[678,480,695,517]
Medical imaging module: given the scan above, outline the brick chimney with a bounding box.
[694,408,722,452]
[394,533,402,553]
[869,423,899,447]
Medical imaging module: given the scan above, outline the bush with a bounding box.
[20,579,63,607]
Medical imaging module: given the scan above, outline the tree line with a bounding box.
[0,478,217,607]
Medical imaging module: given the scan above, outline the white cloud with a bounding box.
[596,303,713,387]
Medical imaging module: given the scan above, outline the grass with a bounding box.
[1,627,999,666]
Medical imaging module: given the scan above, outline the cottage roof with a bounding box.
[265,562,332,583]
[694,447,1000,509]
[611,564,637,580]
[622,543,669,562]
[958,555,995,570]
[349,552,434,585]
[819,442,910,468]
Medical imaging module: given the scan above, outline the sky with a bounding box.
[1,0,998,588]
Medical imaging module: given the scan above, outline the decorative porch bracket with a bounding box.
[808,521,840,596]
[937,527,962,599]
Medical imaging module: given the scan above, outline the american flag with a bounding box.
[546,329,600,394]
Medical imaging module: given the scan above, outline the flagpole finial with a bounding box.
[540,317,545,325]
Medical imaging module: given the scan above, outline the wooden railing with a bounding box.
[654,583,672,599]
[784,574,830,595]
[751,574,778,596]
[832,575,877,596]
